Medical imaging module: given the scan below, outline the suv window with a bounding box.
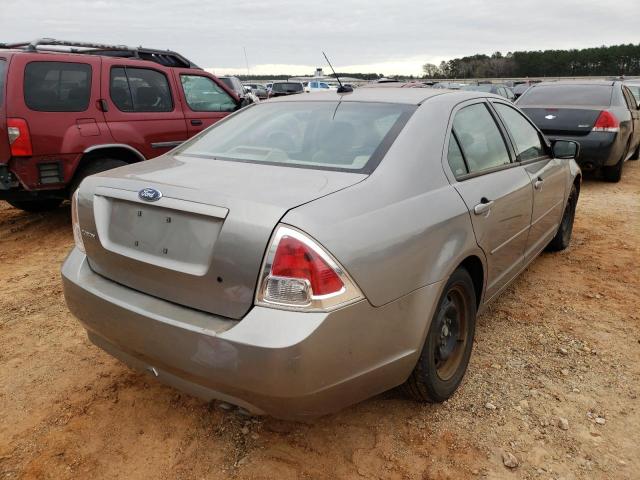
[452,103,511,173]
[110,67,173,112]
[180,75,236,112]
[494,103,546,161]
[24,61,91,112]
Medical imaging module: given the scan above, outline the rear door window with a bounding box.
[180,75,236,112]
[452,103,511,173]
[493,103,546,161]
[24,61,91,112]
[447,134,468,178]
[110,66,173,112]
[517,85,613,106]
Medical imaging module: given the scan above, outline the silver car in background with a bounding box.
[62,88,581,419]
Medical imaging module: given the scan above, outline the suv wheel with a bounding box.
[7,198,63,213]
[70,158,128,194]
[403,268,477,403]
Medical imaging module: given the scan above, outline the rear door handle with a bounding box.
[190,119,203,126]
[474,198,494,215]
[534,177,544,190]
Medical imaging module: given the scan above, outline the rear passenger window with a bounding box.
[494,103,546,161]
[110,67,173,112]
[24,61,91,112]
[180,75,236,112]
[447,134,468,177]
[452,103,511,173]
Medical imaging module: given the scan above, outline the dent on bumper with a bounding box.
[61,248,444,419]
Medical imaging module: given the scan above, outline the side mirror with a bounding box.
[552,140,580,159]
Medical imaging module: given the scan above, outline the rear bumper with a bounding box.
[61,248,442,419]
[546,132,621,169]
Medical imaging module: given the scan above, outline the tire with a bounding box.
[403,268,477,403]
[547,183,578,252]
[631,145,640,161]
[69,157,128,195]
[7,198,63,213]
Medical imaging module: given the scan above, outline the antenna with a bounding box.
[322,51,353,93]
[243,46,250,76]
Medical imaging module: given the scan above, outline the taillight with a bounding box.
[7,118,33,156]
[592,111,620,132]
[71,189,85,253]
[256,225,363,311]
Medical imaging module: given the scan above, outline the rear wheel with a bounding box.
[7,198,63,213]
[631,145,640,161]
[547,183,578,251]
[403,268,476,403]
[602,152,625,182]
[70,157,128,195]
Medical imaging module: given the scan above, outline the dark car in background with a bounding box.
[268,81,304,98]
[517,81,640,182]
[244,83,268,99]
[219,76,259,104]
[462,83,515,100]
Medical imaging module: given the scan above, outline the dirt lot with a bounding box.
[0,162,638,480]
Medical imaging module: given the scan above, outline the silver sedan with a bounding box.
[62,88,581,419]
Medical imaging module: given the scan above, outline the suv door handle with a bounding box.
[534,177,544,190]
[190,119,203,126]
[474,198,494,215]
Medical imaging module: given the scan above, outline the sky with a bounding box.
[1,0,639,76]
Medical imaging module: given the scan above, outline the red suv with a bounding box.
[0,39,245,212]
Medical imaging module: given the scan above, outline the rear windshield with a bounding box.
[24,61,91,112]
[272,83,303,93]
[177,101,415,173]
[0,59,6,106]
[517,84,612,107]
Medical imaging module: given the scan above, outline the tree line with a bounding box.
[423,44,640,79]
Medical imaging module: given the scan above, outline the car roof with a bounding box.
[266,87,492,105]
[533,80,616,87]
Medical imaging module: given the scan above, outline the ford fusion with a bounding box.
[62,88,581,419]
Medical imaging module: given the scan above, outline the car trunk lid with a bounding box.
[519,106,606,137]
[81,154,366,319]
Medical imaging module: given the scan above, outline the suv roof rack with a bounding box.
[0,38,201,69]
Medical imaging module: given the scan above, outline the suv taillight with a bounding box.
[592,111,620,133]
[7,118,33,156]
[255,225,363,311]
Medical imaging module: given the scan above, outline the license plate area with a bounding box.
[93,192,226,276]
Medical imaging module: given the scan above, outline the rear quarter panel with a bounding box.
[283,100,486,307]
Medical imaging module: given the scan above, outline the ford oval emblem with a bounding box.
[138,187,162,202]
